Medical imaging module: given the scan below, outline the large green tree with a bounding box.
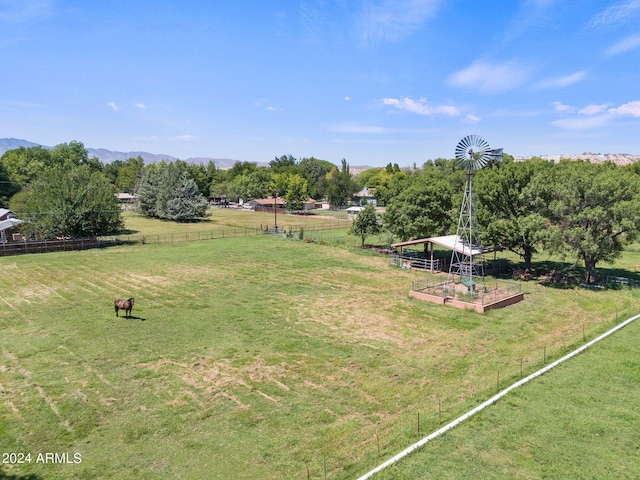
[232,167,273,201]
[537,160,640,283]
[0,161,20,204]
[354,166,409,207]
[23,164,123,239]
[325,159,355,209]
[298,157,335,200]
[383,170,453,241]
[282,173,309,211]
[270,154,298,174]
[475,157,553,271]
[350,203,380,247]
[186,160,218,197]
[137,161,208,222]
[0,145,55,186]
[0,141,103,196]
[104,156,144,193]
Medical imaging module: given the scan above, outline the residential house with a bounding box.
[353,187,377,206]
[0,209,23,243]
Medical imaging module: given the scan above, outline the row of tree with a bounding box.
[0,143,362,236]
[1,142,125,239]
[477,158,640,283]
[353,157,640,283]
[3,141,640,283]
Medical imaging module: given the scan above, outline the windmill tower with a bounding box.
[447,135,502,292]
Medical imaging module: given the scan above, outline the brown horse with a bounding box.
[114,297,134,317]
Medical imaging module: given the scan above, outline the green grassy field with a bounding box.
[116,209,351,238]
[1,214,640,479]
[371,317,640,479]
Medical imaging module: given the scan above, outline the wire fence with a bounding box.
[0,237,102,256]
[0,220,354,257]
[411,278,523,306]
[303,306,635,479]
[100,226,263,245]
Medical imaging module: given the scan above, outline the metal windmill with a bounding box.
[447,135,502,292]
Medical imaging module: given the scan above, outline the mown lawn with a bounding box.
[1,230,639,479]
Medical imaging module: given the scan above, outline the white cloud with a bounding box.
[448,60,532,93]
[578,104,609,115]
[551,100,640,130]
[551,101,572,112]
[356,0,441,46]
[536,71,587,89]
[382,97,460,116]
[608,100,640,116]
[589,0,640,28]
[605,33,640,56]
[329,123,390,134]
[254,98,278,111]
[551,115,612,130]
[106,101,119,111]
[135,103,146,109]
[463,114,481,124]
[344,96,351,101]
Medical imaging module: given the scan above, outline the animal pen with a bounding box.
[391,235,523,312]
[409,278,523,313]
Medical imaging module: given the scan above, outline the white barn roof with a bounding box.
[391,234,492,257]
[0,218,23,231]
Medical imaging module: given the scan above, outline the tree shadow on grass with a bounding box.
[504,259,640,290]
[117,228,140,235]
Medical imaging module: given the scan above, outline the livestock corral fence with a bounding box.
[389,252,509,276]
[0,237,104,256]
[410,278,524,313]
[0,228,263,256]
[0,221,353,257]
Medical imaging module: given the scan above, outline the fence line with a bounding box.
[100,226,263,246]
[389,253,441,272]
[353,310,639,480]
[0,220,353,257]
[0,237,102,256]
[605,275,640,287]
[0,227,263,256]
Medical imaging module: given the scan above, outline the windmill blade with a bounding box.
[455,135,495,171]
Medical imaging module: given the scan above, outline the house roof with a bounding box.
[391,234,492,257]
[0,208,12,218]
[354,188,376,198]
[250,197,285,206]
[0,218,23,231]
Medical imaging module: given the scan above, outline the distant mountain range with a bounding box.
[0,138,243,169]
[2,138,639,170]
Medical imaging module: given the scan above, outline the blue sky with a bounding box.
[1,0,640,167]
